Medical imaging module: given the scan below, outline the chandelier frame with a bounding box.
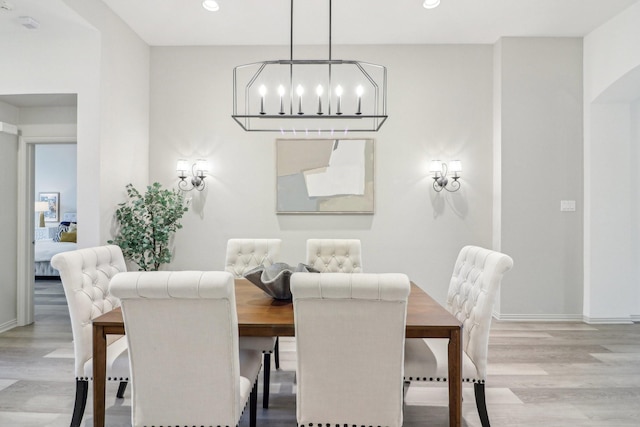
[231,0,388,133]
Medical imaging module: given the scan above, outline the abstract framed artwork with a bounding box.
[38,192,60,223]
[276,138,374,214]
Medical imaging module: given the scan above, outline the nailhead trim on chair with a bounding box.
[299,424,390,427]
[404,376,485,384]
[75,376,130,381]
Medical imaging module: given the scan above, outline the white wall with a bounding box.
[149,44,494,304]
[584,3,640,322]
[0,130,18,331]
[0,30,101,247]
[35,144,77,222]
[496,38,584,319]
[19,105,77,139]
[62,0,150,244]
[634,99,640,319]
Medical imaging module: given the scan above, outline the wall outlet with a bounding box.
[560,200,576,212]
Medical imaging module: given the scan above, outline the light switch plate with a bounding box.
[560,200,576,212]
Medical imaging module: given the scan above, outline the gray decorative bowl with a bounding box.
[243,262,319,300]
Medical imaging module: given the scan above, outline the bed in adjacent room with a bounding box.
[34,213,77,278]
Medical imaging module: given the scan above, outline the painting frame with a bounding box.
[276,138,375,214]
[38,192,60,223]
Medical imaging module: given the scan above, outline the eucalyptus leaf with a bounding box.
[108,182,189,271]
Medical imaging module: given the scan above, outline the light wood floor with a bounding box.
[1,279,639,426]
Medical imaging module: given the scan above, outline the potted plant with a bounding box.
[109,182,188,271]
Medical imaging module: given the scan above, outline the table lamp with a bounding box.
[35,201,49,228]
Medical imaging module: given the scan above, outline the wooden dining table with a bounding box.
[92,278,463,427]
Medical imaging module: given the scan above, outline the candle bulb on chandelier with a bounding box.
[335,85,343,115]
[296,84,304,115]
[259,85,267,115]
[316,85,324,115]
[356,85,363,115]
[278,85,285,115]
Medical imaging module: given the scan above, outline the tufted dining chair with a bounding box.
[109,270,262,427]
[225,238,281,408]
[50,245,129,427]
[305,238,363,273]
[403,245,514,427]
[291,272,410,427]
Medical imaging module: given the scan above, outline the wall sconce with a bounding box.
[176,159,209,191]
[429,160,462,192]
[35,201,49,228]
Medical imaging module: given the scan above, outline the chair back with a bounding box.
[291,272,409,427]
[305,238,362,273]
[109,270,245,427]
[225,238,281,277]
[50,245,126,378]
[448,245,514,379]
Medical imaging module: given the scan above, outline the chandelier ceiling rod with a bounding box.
[289,0,333,62]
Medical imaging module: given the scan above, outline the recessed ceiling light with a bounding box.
[202,0,219,12]
[1,1,14,12]
[423,0,441,9]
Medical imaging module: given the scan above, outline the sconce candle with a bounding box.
[296,84,304,115]
[259,85,267,115]
[316,85,324,115]
[356,85,364,115]
[278,85,285,115]
[335,85,343,115]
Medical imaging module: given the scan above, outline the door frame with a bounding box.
[17,136,77,326]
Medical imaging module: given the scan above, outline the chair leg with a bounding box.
[70,380,88,427]
[250,380,258,427]
[116,381,128,398]
[263,353,271,408]
[274,336,280,369]
[474,382,490,427]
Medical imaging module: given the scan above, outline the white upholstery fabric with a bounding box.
[225,238,282,277]
[50,245,129,380]
[109,270,262,427]
[291,272,409,427]
[305,238,363,273]
[404,245,514,382]
[225,239,280,354]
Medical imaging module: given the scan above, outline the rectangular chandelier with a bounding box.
[231,0,388,134]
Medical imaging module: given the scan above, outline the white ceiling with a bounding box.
[101,0,640,46]
[1,0,639,46]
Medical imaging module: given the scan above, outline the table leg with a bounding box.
[448,326,462,427]
[93,324,107,427]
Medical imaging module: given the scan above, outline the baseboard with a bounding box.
[0,318,17,334]
[493,311,584,322]
[582,315,634,325]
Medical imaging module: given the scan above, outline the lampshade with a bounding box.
[176,159,189,174]
[194,159,209,173]
[429,160,442,174]
[34,201,49,212]
[449,160,462,173]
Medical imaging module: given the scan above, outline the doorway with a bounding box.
[0,93,78,327]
